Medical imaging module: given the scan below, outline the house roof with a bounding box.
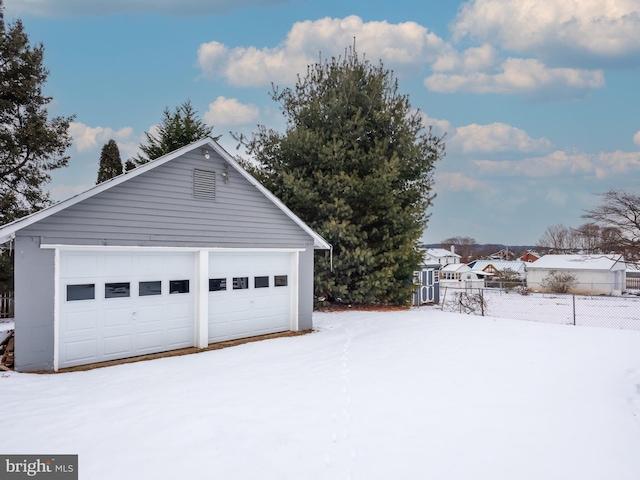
[468,260,526,273]
[424,248,461,259]
[526,254,626,271]
[441,263,470,272]
[0,137,331,250]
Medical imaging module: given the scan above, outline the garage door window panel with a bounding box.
[209,278,227,291]
[274,275,288,287]
[105,282,131,298]
[170,280,190,294]
[233,277,249,290]
[139,281,162,296]
[254,276,269,288]
[67,284,95,301]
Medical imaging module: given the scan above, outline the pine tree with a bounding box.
[0,1,73,224]
[124,159,136,172]
[132,100,220,165]
[239,46,444,304]
[96,139,123,184]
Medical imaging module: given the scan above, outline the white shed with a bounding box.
[526,254,626,296]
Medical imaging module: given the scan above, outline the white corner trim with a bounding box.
[53,248,60,372]
[195,250,209,348]
[290,251,299,331]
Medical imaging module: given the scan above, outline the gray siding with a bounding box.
[14,236,55,371]
[20,151,314,249]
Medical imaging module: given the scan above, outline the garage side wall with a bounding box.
[14,235,55,371]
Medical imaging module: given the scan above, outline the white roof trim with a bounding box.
[0,137,331,250]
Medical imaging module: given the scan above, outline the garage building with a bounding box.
[0,138,330,371]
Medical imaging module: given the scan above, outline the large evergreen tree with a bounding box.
[239,47,444,304]
[0,1,73,224]
[96,139,123,184]
[132,100,219,165]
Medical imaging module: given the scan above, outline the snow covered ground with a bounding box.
[2,308,640,479]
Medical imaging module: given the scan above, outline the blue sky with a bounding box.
[4,0,640,245]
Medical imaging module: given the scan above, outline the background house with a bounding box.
[488,248,517,261]
[422,246,461,266]
[0,138,330,372]
[468,260,527,281]
[526,254,626,296]
[439,263,484,289]
[520,250,541,263]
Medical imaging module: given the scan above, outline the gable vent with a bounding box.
[193,169,216,200]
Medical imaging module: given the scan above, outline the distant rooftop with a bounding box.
[527,254,625,271]
[423,248,461,258]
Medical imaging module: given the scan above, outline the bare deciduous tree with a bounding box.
[582,190,640,262]
[441,236,476,261]
[447,290,487,315]
[573,222,601,254]
[537,224,573,252]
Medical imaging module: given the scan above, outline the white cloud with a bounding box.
[198,16,446,87]
[3,0,287,17]
[195,14,608,99]
[453,0,640,67]
[431,44,499,73]
[634,131,640,146]
[424,57,605,97]
[435,172,483,191]
[419,113,454,138]
[204,97,260,127]
[453,122,552,154]
[474,149,640,178]
[69,122,134,152]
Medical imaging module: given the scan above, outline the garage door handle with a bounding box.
[132,312,137,321]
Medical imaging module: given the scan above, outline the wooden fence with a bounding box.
[628,278,640,290]
[0,292,14,318]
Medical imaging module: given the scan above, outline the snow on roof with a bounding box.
[526,254,626,271]
[441,263,470,272]
[469,260,526,273]
[424,248,461,258]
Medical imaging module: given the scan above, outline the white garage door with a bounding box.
[58,251,195,369]
[208,252,293,343]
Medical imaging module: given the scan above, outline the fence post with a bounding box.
[572,295,576,326]
[441,286,447,311]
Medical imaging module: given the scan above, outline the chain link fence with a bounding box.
[439,286,640,332]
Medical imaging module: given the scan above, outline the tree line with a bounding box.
[440,190,640,265]
[537,191,639,262]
